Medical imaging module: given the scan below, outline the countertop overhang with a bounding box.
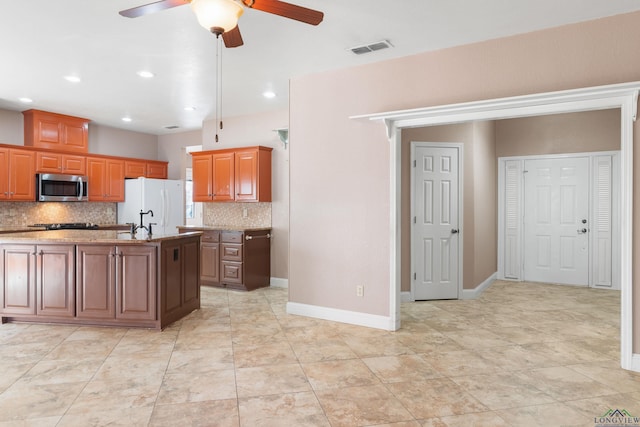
[0,230,202,244]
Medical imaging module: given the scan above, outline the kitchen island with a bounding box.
[0,229,202,329]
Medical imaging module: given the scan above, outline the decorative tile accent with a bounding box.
[0,202,117,226]
[203,202,271,228]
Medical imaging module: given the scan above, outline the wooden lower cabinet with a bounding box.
[0,235,201,329]
[178,228,270,291]
[0,244,75,318]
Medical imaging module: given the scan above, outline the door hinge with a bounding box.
[413,216,416,224]
[413,160,416,167]
[413,272,416,280]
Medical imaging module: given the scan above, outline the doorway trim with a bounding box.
[351,81,639,371]
[410,142,464,301]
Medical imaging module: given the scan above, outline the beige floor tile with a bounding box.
[363,354,442,383]
[233,341,298,368]
[42,339,118,361]
[302,359,380,390]
[92,355,169,382]
[149,399,239,427]
[0,415,62,427]
[425,349,503,377]
[238,392,330,426]
[386,378,488,419]
[290,339,359,363]
[156,369,236,404]
[343,334,415,358]
[519,366,618,401]
[451,373,555,410]
[395,331,465,354]
[315,384,414,427]
[230,326,288,346]
[496,402,592,426]
[166,348,234,374]
[419,412,509,427]
[0,362,37,392]
[66,378,161,414]
[0,381,86,421]
[173,330,233,351]
[478,345,560,371]
[568,360,640,393]
[19,357,104,385]
[235,363,311,398]
[444,328,515,349]
[57,407,153,427]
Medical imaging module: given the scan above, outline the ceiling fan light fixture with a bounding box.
[190,0,244,35]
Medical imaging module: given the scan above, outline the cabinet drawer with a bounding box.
[221,243,242,261]
[221,261,243,284]
[221,231,243,243]
[201,230,220,243]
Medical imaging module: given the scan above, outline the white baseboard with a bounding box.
[630,353,640,372]
[401,291,413,303]
[270,277,288,288]
[461,272,496,300]
[286,302,395,331]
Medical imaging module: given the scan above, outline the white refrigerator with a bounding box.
[117,177,184,236]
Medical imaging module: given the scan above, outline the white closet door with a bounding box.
[592,155,613,288]
[503,160,522,280]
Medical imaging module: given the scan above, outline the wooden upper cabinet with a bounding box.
[146,161,168,179]
[35,152,86,175]
[0,148,35,201]
[87,157,124,202]
[23,109,89,153]
[190,146,271,203]
[235,147,272,202]
[212,152,235,202]
[124,160,146,178]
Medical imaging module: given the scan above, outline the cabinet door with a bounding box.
[36,115,62,145]
[62,154,86,175]
[182,239,200,305]
[87,157,106,201]
[35,152,62,173]
[116,246,156,321]
[0,148,9,200]
[76,245,115,319]
[146,161,168,179]
[201,242,220,284]
[192,154,213,201]
[106,159,124,201]
[212,152,234,201]
[0,244,36,315]
[221,261,243,284]
[9,149,35,201]
[61,118,88,152]
[235,149,258,201]
[124,160,146,178]
[36,245,75,318]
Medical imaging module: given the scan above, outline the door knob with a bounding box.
[577,228,587,234]
[451,229,459,234]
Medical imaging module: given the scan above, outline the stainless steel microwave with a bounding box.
[36,173,89,202]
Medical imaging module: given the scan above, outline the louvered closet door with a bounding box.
[592,155,613,288]
[523,157,589,286]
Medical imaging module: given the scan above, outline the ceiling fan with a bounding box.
[119,0,324,48]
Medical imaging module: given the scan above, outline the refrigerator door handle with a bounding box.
[160,189,166,227]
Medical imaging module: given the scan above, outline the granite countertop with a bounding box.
[177,225,272,232]
[0,229,202,244]
[0,226,46,234]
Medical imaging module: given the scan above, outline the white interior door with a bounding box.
[412,144,461,300]
[523,157,589,285]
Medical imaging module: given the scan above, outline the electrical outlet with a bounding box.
[356,285,364,297]
[242,207,248,218]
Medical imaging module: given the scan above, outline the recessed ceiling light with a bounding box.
[184,106,196,111]
[64,75,81,83]
[262,91,276,99]
[137,70,154,78]
[122,117,132,122]
[19,97,33,103]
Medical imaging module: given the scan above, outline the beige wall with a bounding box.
[289,10,640,332]
[88,123,158,159]
[495,109,620,157]
[0,109,23,145]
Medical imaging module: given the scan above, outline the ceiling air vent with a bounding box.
[164,125,180,130]
[349,39,393,55]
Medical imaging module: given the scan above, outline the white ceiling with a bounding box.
[1,0,639,135]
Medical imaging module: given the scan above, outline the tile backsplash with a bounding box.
[0,202,117,226]
[204,202,271,228]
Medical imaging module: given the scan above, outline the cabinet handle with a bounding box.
[245,233,271,240]
[119,252,124,258]
[9,192,14,195]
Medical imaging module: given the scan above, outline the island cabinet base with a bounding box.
[0,234,201,330]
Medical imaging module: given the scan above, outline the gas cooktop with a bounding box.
[30,222,99,230]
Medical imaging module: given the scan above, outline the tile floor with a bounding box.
[0,280,638,426]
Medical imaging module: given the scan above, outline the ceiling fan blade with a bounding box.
[243,0,323,25]
[222,25,244,48]
[119,0,191,18]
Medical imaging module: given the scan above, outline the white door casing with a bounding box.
[411,143,462,300]
[523,157,590,286]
